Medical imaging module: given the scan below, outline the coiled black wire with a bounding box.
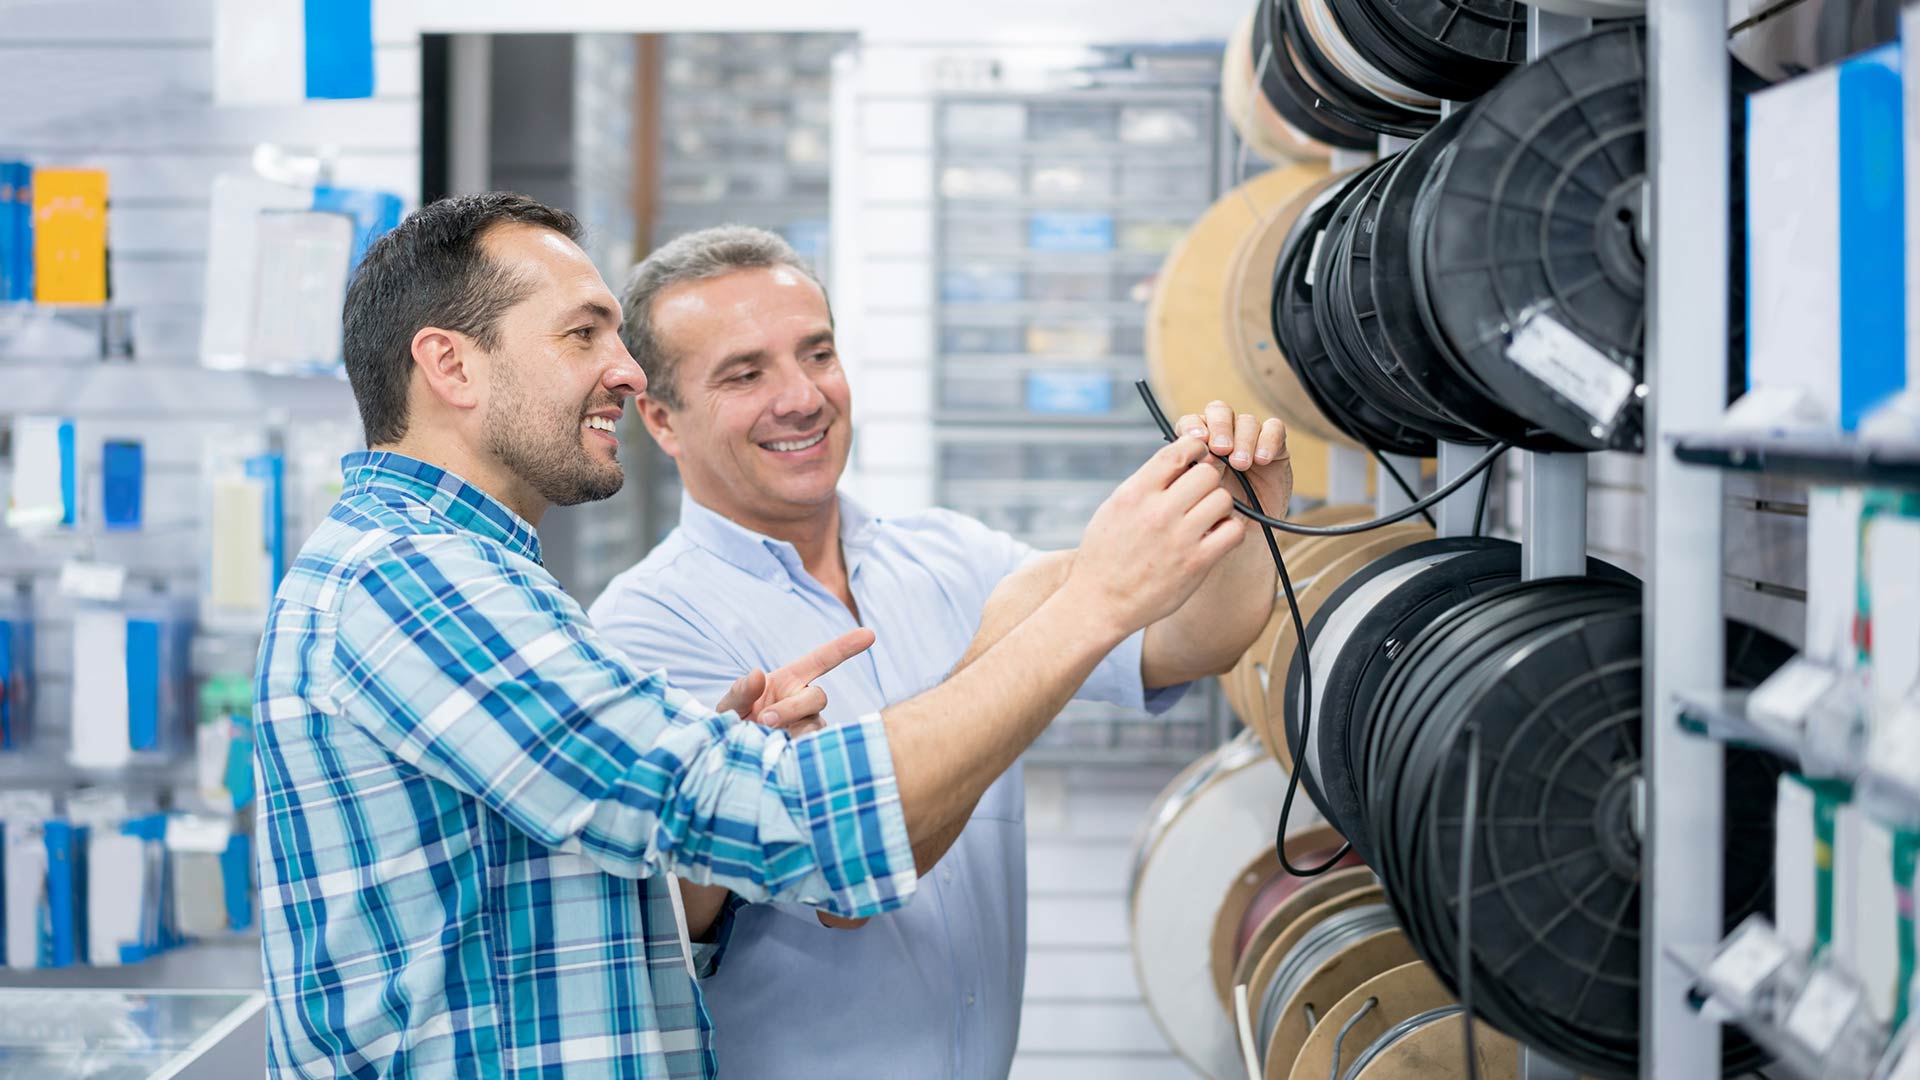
[1135,380,1506,877]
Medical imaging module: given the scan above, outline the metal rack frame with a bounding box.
[1643,4,1738,1078]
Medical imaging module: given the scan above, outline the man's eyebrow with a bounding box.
[797,329,836,351]
[712,348,768,378]
[557,300,620,327]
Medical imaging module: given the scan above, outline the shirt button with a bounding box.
[966,993,976,1007]
[942,867,954,883]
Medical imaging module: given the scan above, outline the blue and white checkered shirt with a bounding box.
[253,451,917,1079]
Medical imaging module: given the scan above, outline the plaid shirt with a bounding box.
[253,452,917,1079]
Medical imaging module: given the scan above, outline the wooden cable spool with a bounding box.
[1243,885,1384,1071]
[1225,172,1359,451]
[1230,865,1376,1009]
[1287,961,1454,1080]
[1349,1012,1521,1080]
[1222,7,1330,165]
[1130,733,1320,1079]
[1248,522,1434,764]
[1207,823,1362,1015]
[1220,502,1375,735]
[1145,164,1337,499]
[1264,926,1419,1079]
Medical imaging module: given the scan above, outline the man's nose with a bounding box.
[604,340,646,400]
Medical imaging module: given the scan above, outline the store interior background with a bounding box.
[0,3,1817,1077]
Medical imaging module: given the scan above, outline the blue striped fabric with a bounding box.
[253,451,916,1079]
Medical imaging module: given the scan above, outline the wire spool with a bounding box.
[1282,538,1633,862]
[1223,503,1378,736]
[1225,7,1333,164]
[1368,103,1579,451]
[1227,172,1359,449]
[1131,732,1320,1078]
[1251,0,1377,153]
[1346,1009,1521,1079]
[1210,823,1359,1013]
[1279,0,1440,139]
[1326,0,1525,104]
[1244,884,1387,1073]
[1233,865,1379,1015]
[1359,578,1796,1078]
[1416,22,1653,452]
[1253,903,1410,1076]
[1286,960,1457,1080]
[1273,163,1438,457]
[1251,522,1434,766]
[1147,163,1339,497]
[1315,157,1488,445]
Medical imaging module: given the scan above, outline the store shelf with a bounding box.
[1666,945,1832,1080]
[1672,432,1920,489]
[1674,689,1811,768]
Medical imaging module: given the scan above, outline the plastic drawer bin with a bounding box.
[1024,269,1110,303]
[1025,319,1112,357]
[943,102,1028,142]
[1028,212,1114,252]
[942,324,1025,354]
[941,164,1022,199]
[1028,104,1115,143]
[941,266,1024,303]
[1028,161,1115,199]
[1120,162,1212,202]
[1119,103,1206,144]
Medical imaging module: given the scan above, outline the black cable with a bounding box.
[1470,459,1495,539]
[1458,726,1481,1080]
[1370,449,1436,528]
[1133,382,1508,536]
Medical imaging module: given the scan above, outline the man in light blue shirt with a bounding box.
[589,226,1294,1078]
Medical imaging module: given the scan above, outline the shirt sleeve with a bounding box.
[327,535,916,920]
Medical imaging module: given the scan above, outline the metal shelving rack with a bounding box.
[931,79,1233,763]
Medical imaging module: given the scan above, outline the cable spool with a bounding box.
[1255,902,1414,1076]
[1223,503,1378,736]
[1210,823,1362,1012]
[1234,865,1379,1018]
[1416,21,1653,452]
[1147,164,1343,497]
[1226,7,1334,164]
[1368,103,1579,451]
[1272,163,1439,457]
[1130,732,1321,1078]
[1357,578,1796,1077]
[1315,157,1488,445]
[1326,0,1525,103]
[1245,884,1386,1071]
[1281,538,1633,862]
[1277,0,1440,139]
[1228,173,1360,449]
[1253,522,1434,767]
[1284,960,1515,1080]
[1251,0,1377,153]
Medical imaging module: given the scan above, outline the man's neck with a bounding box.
[373,437,548,526]
[701,493,855,613]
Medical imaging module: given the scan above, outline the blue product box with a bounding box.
[1028,212,1114,253]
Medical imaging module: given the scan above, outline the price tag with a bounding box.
[1505,310,1637,428]
[58,559,126,603]
[1706,924,1792,1006]
[1785,969,1863,1056]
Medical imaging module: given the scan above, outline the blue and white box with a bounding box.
[1747,42,1908,431]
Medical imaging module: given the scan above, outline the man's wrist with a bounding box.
[1049,574,1135,654]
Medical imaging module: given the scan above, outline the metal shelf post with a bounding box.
[1644,4,1733,1078]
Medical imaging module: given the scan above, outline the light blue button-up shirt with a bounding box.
[588,491,1183,1080]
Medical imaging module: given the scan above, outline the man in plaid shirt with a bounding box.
[254,193,1246,1079]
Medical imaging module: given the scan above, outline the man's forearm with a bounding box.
[882,586,1123,876]
[1140,522,1276,687]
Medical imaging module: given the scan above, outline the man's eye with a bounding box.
[571,326,594,340]
[809,351,834,364]
[732,370,760,384]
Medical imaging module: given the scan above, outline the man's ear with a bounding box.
[639,394,682,459]
[410,326,484,413]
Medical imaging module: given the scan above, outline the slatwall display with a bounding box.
[0,0,417,983]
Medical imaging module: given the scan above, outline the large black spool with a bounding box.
[1251,0,1376,151]
[1326,0,1525,103]
[1353,577,1793,1078]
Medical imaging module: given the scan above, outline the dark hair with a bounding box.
[342,192,582,445]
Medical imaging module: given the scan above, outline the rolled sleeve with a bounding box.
[1076,625,1191,715]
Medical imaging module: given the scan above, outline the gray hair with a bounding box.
[620,225,828,408]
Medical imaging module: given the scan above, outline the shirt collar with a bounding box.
[341,450,544,564]
[676,489,880,585]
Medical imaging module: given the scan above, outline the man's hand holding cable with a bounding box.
[1140,400,1291,686]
